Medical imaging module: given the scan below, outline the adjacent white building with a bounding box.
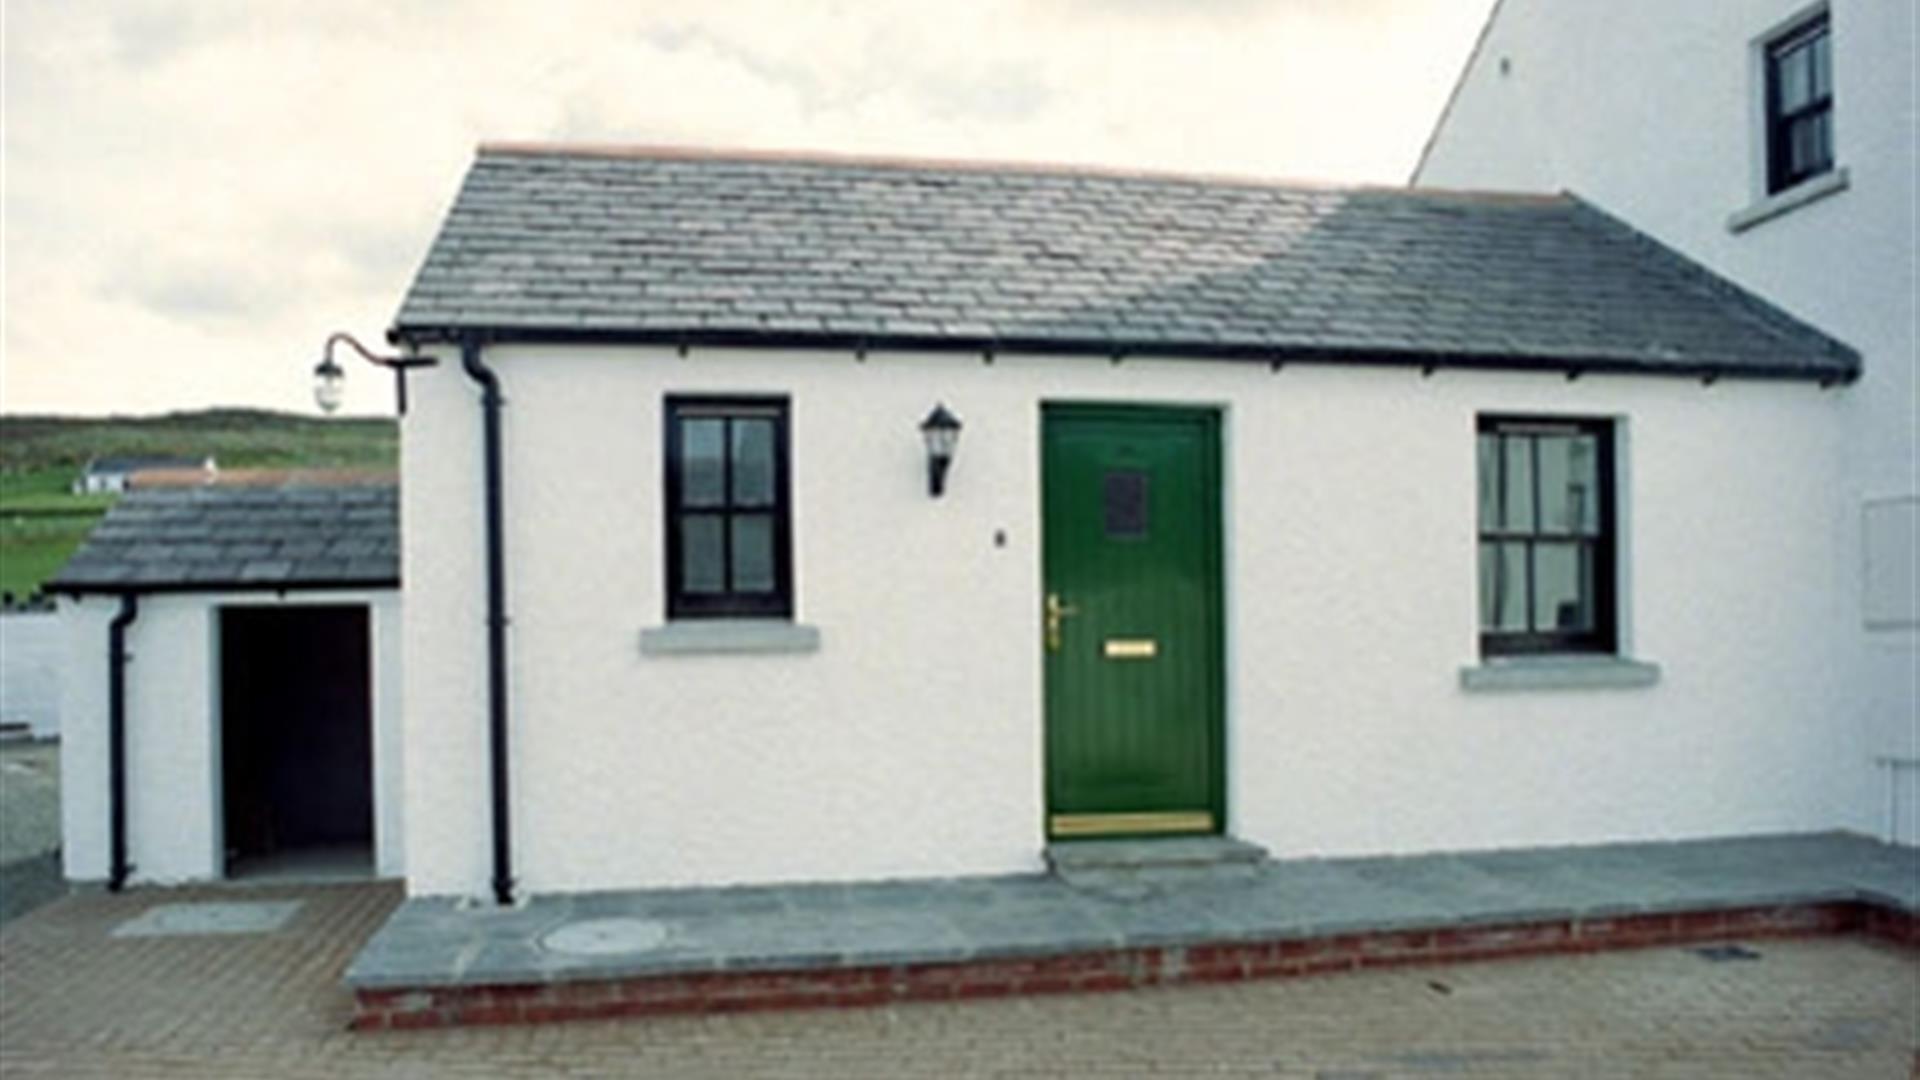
[1413,0,1917,844]
[383,144,1868,902]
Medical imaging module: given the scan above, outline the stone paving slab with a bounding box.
[112,899,304,938]
[346,831,1919,992]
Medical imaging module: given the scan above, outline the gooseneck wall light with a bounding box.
[313,331,438,415]
[919,403,962,497]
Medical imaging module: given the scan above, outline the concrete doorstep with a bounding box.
[345,831,1920,1030]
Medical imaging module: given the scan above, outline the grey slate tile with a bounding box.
[388,149,1859,383]
[49,483,398,594]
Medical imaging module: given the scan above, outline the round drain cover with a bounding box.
[539,917,670,956]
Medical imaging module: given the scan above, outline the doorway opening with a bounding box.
[220,605,373,880]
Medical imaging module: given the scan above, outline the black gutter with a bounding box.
[395,325,1860,386]
[107,593,139,891]
[460,334,515,907]
[49,578,400,599]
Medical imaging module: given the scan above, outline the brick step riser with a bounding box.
[351,901,1918,1031]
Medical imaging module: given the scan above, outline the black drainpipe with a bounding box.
[107,592,139,891]
[460,335,514,906]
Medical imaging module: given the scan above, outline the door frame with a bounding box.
[1039,402,1228,839]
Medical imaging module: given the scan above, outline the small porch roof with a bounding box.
[48,480,399,595]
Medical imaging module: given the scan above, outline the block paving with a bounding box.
[1,880,1915,1078]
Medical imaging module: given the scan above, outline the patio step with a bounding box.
[1044,835,1267,874]
[342,832,1920,1030]
[1044,836,1268,893]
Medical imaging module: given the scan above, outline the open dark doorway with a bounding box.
[220,605,373,879]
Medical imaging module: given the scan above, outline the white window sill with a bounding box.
[1459,656,1661,692]
[1727,167,1849,233]
[640,620,821,656]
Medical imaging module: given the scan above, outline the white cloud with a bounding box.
[1,0,1493,416]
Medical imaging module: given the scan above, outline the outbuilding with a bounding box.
[51,480,401,886]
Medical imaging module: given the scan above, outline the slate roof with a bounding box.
[392,144,1858,382]
[49,482,398,595]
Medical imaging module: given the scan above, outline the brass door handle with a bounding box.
[1045,592,1079,652]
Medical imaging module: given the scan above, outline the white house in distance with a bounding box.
[1413,0,1917,844]
[71,455,216,495]
[381,142,1869,904]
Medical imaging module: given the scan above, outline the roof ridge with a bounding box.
[474,141,1573,206]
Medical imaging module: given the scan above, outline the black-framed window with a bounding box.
[1765,13,1833,194]
[664,396,793,619]
[1476,416,1616,656]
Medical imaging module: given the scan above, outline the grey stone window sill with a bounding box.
[1459,656,1661,692]
[640,620,821,656]
[1727,167,1849,233]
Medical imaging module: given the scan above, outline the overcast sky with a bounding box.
[2,0,1494,417]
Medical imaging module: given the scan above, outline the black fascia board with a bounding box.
[390,323,1859,386]
[47,577,400,598]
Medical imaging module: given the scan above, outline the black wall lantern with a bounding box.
[919,403,962,497]
[312,331,438,415]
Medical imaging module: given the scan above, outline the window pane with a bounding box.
[731,419,775,508]
[680,514,725,594]
[730,514,775,593]
[1789,114,1830,176]
[1538,433,1600,536]
[1476,434,1499,531]
[1480,541,1529,633]
[1532,542,1594,634]
[681,419,726,508]
[1789,119,1811,175]
[1809,31,1830,98]
[1499,435,1534,532]
[1104,470,1149,538]
[1777,44,1810,111]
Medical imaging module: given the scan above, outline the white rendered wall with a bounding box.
[400,343,1856,898]
[1416,0,1917,843]
[59,588,404,884]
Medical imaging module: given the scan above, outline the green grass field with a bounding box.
[0,409,396,599]
[0,519,98,600]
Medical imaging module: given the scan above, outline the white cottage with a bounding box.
[377,143,1867,905]
[1413,0,1917,843]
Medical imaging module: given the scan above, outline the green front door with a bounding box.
[1042,405,1224,839]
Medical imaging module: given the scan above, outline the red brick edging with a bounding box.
[351,900,1918,1031]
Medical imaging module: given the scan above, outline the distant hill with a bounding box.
[1,408,396,478]
[0,409,397,600]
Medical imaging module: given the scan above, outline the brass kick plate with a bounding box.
[1103,638,1157,659]
[1050,811,1214,837]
